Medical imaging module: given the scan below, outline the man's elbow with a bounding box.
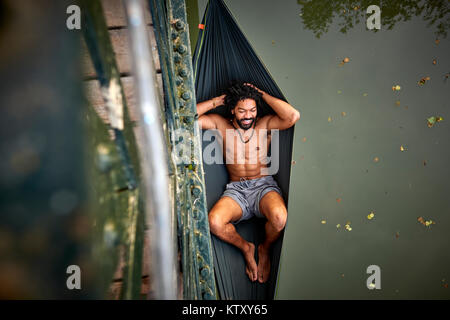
[289,110,300,126]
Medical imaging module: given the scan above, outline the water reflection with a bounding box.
[202,0,450,299]
[297,0,450,38]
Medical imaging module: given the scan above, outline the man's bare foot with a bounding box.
[242,242,257,282]
[257,244,270,283]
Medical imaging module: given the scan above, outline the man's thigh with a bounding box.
[209,196,243,224]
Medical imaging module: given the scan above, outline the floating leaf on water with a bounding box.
[337,90,342,94]
[395,232,400,239]
[400,145,406,152]
[423,160,427,166]
[427,116,443,128]
[341,111,347,117]
[363,93,368,97]
[373,157,379,163]
[432,59,437,65]
[435,39,440,45]
[339,57,350,66]
[272,40,275,45]
[328,116,332,122]
[395,101,401,106]
[425,220,435,227]
[367,212,375,220]
[345,222,352,231]
[336,197,342,203]
[321,220,327,224]
[418,76,431,85]
[336,224,341,228]
[417,216,435,227]
[392,85,401,91]
[302,137,307,142]
[292,160,296,165]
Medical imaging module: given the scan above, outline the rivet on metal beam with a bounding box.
[176,45,187,54]
[179,68,188,77]
[181,91,191,100]
[202,291,214,300]
[200,267,209,278]
[191,186,201,197]
[174,20,185,31]
[173,53,182,63]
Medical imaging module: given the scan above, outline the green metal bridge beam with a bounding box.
[149,0,217,300]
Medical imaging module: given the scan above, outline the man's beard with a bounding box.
[235,117,255,130]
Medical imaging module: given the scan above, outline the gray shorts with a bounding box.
[221,175,282,224]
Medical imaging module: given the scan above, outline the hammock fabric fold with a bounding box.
[193,0,295,300]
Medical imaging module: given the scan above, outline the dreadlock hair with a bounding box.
[223,81,263,119]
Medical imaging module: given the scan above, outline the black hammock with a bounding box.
[193,0,295,300]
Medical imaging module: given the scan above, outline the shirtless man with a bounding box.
[196,82,300,283]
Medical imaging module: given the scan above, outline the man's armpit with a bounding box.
[258,115,273,128]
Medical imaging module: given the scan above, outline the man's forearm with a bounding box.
[261,92,299,121]
[197,98,215,117]
[196,95,224,116]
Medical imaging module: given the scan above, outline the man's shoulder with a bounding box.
[209,114,232,128]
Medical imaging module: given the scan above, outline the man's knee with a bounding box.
[268,206,287,232]
[208,211,224,234]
